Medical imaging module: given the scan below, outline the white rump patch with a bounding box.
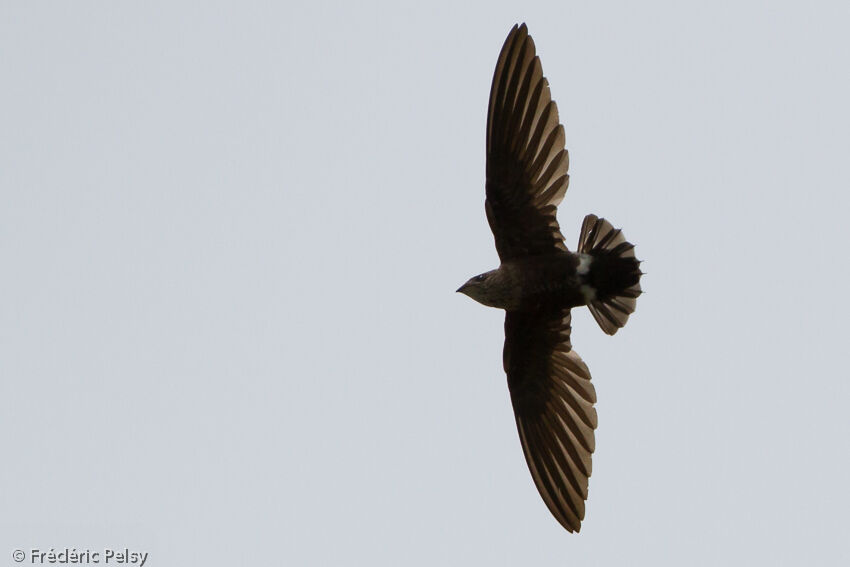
[577,254,593,276]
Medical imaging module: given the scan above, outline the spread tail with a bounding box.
[577,214,642,335]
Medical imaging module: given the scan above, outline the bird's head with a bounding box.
[456,269,504,308]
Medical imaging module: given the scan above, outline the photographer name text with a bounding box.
[14,548,147,566]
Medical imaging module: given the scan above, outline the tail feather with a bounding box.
[577,214,642,335]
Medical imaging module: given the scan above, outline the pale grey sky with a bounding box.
[2,1,849,565]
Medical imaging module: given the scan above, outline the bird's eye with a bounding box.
[474,274,487,282]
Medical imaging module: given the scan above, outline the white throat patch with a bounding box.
[577,254,593,276]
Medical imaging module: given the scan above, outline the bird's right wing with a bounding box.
[486,24,570,261]
[503,309,597,532]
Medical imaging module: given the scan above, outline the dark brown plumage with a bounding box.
[457,24,643,533]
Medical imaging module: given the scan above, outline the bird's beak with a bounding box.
[456,283,468,294]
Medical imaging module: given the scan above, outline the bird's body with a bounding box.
[460,253,587,311]
[458,23,643,533]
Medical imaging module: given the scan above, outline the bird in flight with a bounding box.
[457,23,643,533]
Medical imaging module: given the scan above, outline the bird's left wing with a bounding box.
[504,309,597,532]
[486,24,569,261]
